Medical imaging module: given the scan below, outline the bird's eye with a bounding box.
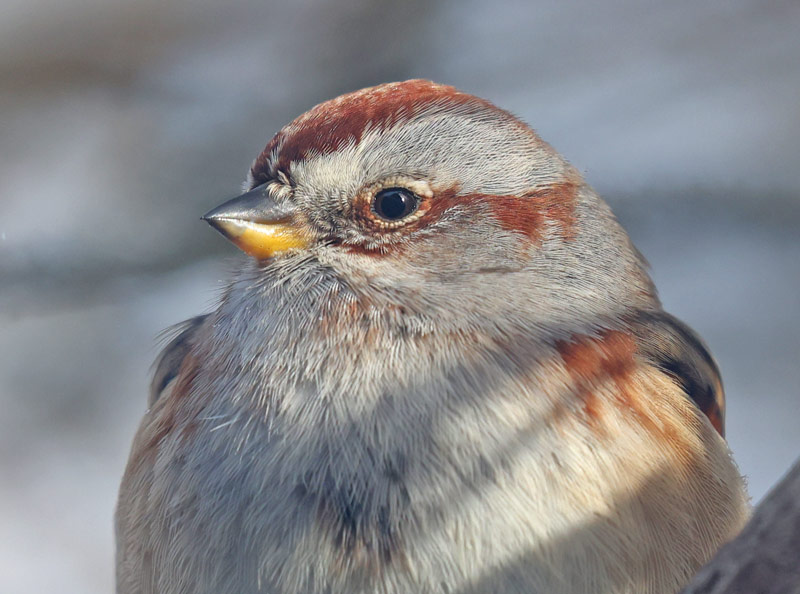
[371,188,419,222]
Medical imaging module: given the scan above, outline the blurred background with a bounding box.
[1,0,798,592]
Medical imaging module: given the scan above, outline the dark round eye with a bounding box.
[371,188,419,222]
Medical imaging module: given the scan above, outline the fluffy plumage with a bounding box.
[116,80,748,593]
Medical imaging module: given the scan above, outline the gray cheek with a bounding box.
[410,221,531,278]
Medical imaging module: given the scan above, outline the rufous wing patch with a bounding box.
[555,330,638,428]
[555,329,694,453]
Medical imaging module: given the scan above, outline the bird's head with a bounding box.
[204,80,656,335]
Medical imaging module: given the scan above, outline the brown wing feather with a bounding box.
[149,315,208,407]
[630,311,726,437]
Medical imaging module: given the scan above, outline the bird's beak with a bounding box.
[202,183,311,259]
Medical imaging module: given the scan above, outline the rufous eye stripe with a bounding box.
[417,182,578,244]
[476,182,579,243]
[337,181,580,258]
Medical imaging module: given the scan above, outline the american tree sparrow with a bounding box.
[116,80,748,593]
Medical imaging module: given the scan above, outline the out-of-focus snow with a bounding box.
[0,260,229,594]
[1,1,798,593]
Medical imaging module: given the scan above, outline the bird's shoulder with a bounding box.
[149,314,209,407]
[628,310,726,436]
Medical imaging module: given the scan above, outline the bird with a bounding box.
[116,79,749,594]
